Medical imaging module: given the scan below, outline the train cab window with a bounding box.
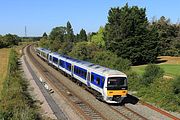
[91,74,94,82]
[96,77,100,85]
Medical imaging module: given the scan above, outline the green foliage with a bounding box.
[91,26,105,48]
[76,29,87,42]
[172,76,180,94]
[49,26,66,42]
[104,4,159,65]
[38,37,50,49]
[58,41,74,55]
[150,16,180,56]
[0,49,38,120]
[141,64,164,86]
[68,42,98,60]
[92,51,131,72]
[126,70,141,90]
[65,21,75,42]
[0,34,21,48]
[137,78,180,112]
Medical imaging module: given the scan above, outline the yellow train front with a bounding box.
[103,74,128,103]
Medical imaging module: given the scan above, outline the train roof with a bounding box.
[61,54,126,76]
[37,47,51,54]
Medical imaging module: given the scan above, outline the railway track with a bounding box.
[110,105,147,120]
[26,45,106,120]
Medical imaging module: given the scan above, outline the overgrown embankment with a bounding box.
[0,49,39,120]
[128,64,180,113]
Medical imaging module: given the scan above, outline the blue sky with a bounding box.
[0,0,179,36]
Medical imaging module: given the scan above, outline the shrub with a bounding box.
[140,64,164,86]
[126,70,141,91]
[172,76,180,94]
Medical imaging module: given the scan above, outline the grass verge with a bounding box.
[0,48,10,97]
[0,49,39,120]
[132,64,180,77]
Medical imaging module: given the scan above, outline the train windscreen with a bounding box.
[107,77,127,90]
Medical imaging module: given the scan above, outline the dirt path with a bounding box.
[158,56,180,64]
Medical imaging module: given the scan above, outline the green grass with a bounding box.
[132,64,180,77]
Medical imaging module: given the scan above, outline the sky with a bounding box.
[0,0,179,37]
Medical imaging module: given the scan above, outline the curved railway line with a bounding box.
[26,45,106,120]
[24,44,179,120]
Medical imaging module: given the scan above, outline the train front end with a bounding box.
[104,75,128,103]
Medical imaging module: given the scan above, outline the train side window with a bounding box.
[78,69,80,75]
[68,64,71,71]
[50,56,52,61]
[81,71,84,77]
[91,74,94,82]
[96,77,100,85]
[74,67,76,73]
[53,57,58,64]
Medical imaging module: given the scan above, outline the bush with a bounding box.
[140,64,164,86]
[172,76,180,94]
[126,70,141,91]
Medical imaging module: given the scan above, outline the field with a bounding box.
[132,56,180,77]
[0,48,10,95]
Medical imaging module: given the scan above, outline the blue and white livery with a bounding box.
[36,47,128,103]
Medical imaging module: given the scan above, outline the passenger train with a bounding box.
[36,47,128,103]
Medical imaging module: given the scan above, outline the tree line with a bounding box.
[0,34,21,48]
[39,4,180,66]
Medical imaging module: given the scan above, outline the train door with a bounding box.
[87,72,90,87]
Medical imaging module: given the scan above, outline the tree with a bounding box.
[91,26,105,48]
[3,34,20,47]
[104,4,159,65]
[66,21,75,42]
[49,26,66,42]
[77,29,87,42]
[49,26,66,51]
[150,16,178,55]
[42,32,48,38]
[38,37,49,48]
